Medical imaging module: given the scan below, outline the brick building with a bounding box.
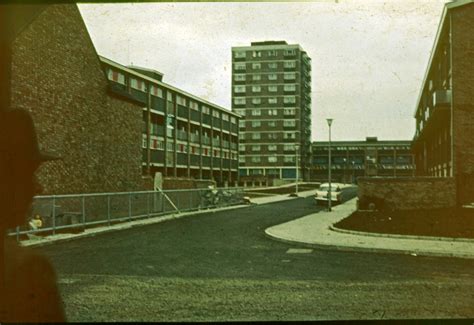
[412,0,474,204]
[311,137,415,183]
[231,41,312,184]
[100,57,240,186]
[10,4,150,195]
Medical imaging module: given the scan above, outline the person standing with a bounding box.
[0,109,66,322]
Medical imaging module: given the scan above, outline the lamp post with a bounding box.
[295,144,299,195]
[327,118,333,212]
[351,160,355,184]
[343,158,347,184]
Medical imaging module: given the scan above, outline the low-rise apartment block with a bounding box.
[311,137,415,183]
[100,57,240,186]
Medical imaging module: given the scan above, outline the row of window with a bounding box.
[143,138,237,158]
[233,96,297,105]
[240,144,298,151]
[240,156,297,163]
[234,108,296,116]
[233,84,297,93]
[106,67,236,123]
[234,73,299,82]
[244,132,297,140]
[239,120,296,128]
[234,49,297,58]
[234,61,297,69]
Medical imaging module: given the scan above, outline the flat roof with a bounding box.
[99,56,239,118]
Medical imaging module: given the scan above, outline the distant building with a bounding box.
[311,137,415,183]
[411,0,474,204]
[100,57,240,186]
[231,41,312,184]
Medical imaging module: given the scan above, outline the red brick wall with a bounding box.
[358,177,456,210]
[452,4,474,204]
[10,4,151,194]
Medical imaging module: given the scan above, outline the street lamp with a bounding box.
[295,144,299,195]
[326,118,333,212]
[343,158,347,184]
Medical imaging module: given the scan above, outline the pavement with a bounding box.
[17,188,474,260]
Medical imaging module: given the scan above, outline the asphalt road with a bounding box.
[39,197,474,321]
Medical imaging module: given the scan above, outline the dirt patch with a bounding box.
[335,207,474,239]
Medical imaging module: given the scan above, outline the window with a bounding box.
[268,85,278,92]
[284,61,296,68]
[268,121,276,127]
[268,62,277,69]
[252,98,261,105]
[267,133,278,140]
[268,97,278,104]
[235,63,246,70]
[268,50,277,56]
[234,86,246,93]
[167,92,173,102]
[239,144,246,151]
[251,109,261,116]
[189,101,198,110]
[107,69,125,84]
[251,133,261,140]
[212,110,220,118]
[284,132,296,139]
[284,144,295,151]
[284,49,296,56]
[150,85,164,98]
[234,109,246,116]
[284,96,296,104]
[234,51,246,58]
[284,108,295,116]
[284,84,296,92]
[252,145,261,151]
[202,106,210,114]
[251,156,261,163]
[268,156,277,163]
[268,109,278,116]
[268,145,277,151]
[234,74,246,81]
[284,156,295,163]
[268,74,277,81]
[230,117,236,124]
[222,114,229,121]
[252,86,261,93]
[283,120,296,127]
[252,63,261,70]
[176,95,186,106]
[234,98,246,105]
[252,51,262,57]
[239,120,245,128]
[252,74,261,81]
[251,121,261,127]
[131,78,147,91]
[239,156,245,163]
[284,73,296,80]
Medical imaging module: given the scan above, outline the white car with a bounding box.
[315,183,357,205]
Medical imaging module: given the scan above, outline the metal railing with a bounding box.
[8,187,246,241]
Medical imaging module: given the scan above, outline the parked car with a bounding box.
[314,183,357,206]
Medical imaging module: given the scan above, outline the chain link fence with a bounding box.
[8,187,246,241]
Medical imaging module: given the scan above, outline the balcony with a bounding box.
[177,131,188,141]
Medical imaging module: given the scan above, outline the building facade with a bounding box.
[100,57,240,186]
[311,137,415,183]
[11,4,149,195]
[231,41,312,184]
[412,0,474,204]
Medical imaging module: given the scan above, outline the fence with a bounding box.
[8,187,246,241]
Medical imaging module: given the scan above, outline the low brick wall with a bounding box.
[357,177,456,210]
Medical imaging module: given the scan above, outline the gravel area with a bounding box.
[335,207,474,239]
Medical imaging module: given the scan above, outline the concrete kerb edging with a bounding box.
[329,225,474,243]
[21,203,251,248]
[263,230,474,260]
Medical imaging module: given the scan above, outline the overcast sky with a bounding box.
[78,0,449,142]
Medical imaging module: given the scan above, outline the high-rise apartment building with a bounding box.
[231,41,312,184]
